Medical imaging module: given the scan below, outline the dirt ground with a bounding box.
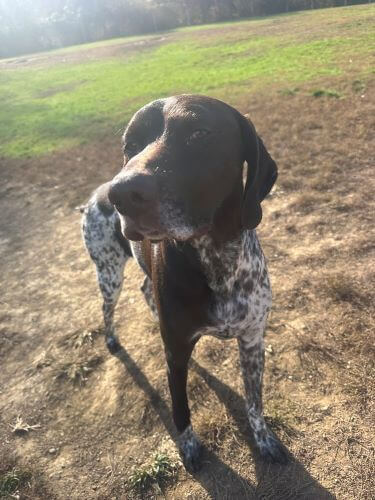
[1,77,374,499]
[0,34,171,70]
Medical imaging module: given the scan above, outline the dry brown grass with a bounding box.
[0,30,374,500]
[52,353,103,384]
[321,273,370,308]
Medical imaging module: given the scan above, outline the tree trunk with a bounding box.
[183,0,191,25]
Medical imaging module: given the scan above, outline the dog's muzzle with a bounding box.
[108,173,163,240]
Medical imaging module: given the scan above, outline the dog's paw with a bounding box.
[106,335,121,354]
[178,425,202,473]
[258,434,289,465]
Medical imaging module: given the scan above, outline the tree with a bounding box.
[0,0,373,58]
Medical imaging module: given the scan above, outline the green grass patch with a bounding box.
[311,88,341,98]
[0,468,31,498]
[0,4,374,158]
[352,79,366,93]
[128,454,177,493]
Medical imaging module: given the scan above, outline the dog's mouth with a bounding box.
[118,214,162,241]
[119,213,210,242]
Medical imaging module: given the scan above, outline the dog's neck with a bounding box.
[191,229,258,296]
[188,174,257,290]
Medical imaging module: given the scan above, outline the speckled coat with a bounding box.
[81,94,287,471]
[82,196,285,470]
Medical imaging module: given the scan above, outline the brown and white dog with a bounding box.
[81,94,287,471]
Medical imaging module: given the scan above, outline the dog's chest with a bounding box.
[192,231,271,339]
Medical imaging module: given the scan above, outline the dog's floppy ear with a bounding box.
[236,112,278,229]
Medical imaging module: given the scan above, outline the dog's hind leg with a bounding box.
[81,187,132,353]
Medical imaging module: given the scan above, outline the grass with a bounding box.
[311,88,341,98]
[128,454,177,493]
[352,79,366,93]
[2,33,162,62]
[10,416,41,435]
[0,4,374,157]
[0,468,31,498]
[265,399,301,444]
[289,192,332,214]
[53,353,103,384]
[323,274,369,308]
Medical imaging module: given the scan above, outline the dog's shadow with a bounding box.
[190,360,334,499]
[114,347,334,499]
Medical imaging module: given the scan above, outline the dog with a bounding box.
[81,94,287,471]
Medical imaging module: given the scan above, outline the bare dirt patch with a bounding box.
[0,82,374,499]
[0,35,171,70]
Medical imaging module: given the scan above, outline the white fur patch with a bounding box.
[191,230,272,342]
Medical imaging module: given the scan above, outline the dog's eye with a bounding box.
[123,142,139,155]
[187,129,210,144]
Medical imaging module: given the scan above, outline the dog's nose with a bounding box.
[108,174,157,217]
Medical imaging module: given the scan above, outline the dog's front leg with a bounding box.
[237,329,288,464]
[165,343,201,472]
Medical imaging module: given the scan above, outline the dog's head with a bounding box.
[108,95,277,242]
